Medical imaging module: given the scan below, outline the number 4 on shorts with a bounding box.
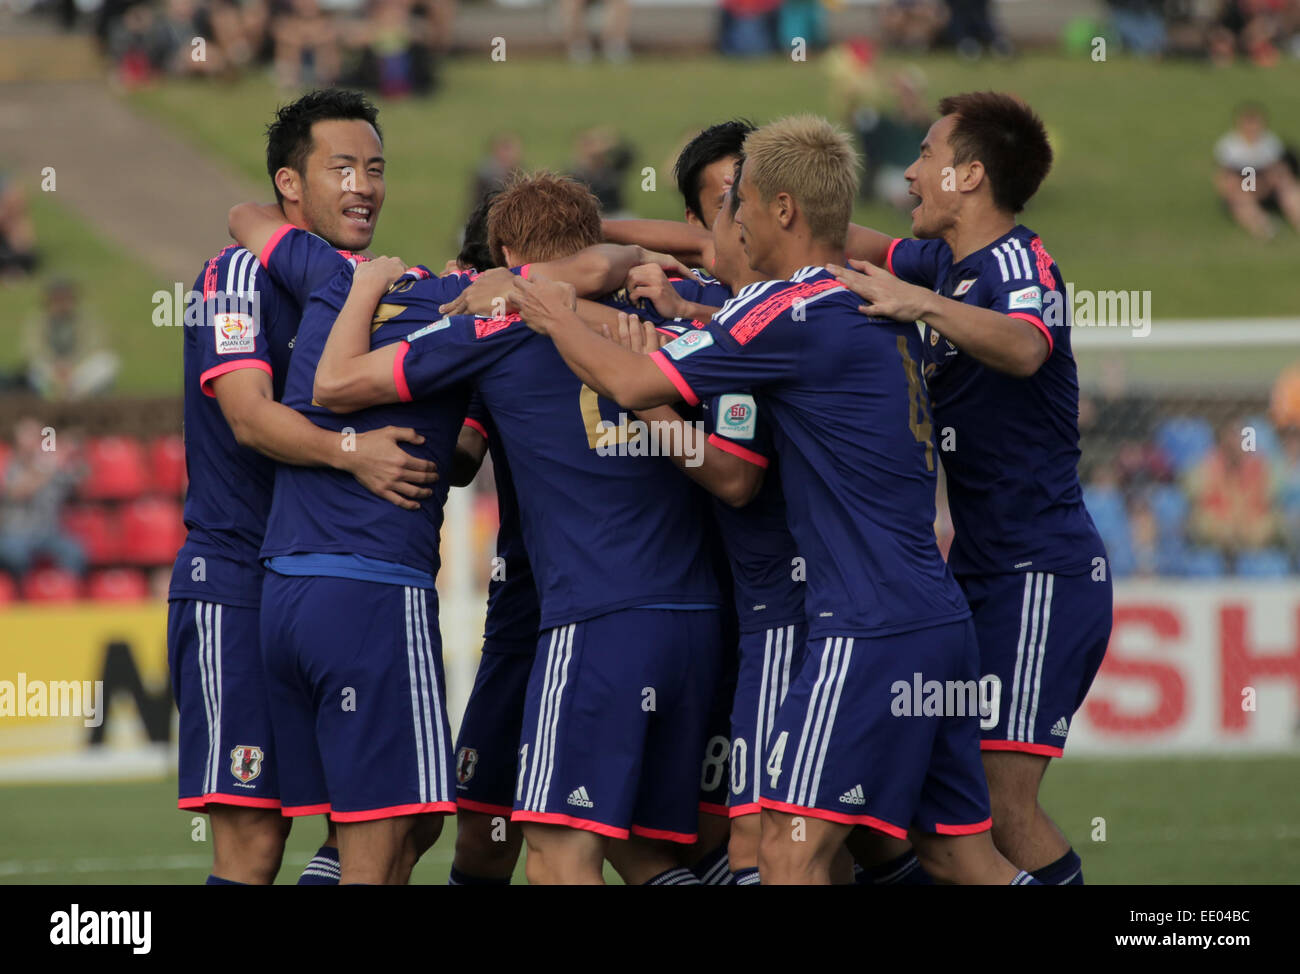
[766,730,788,789]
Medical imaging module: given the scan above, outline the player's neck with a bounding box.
[944,210,1017,264]
[279,201,308,234]
[772,239,843,280]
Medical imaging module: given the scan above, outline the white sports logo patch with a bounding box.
[1008,286,1042,312]
[213,312,257,355]
[715,394,757,441]
[405,318,452,342]
[663,329,713,360]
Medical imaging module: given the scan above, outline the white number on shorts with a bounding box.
[516,743,528,802]
[766,730,789,789]
[700,734,729,792]
[730,737,748,795]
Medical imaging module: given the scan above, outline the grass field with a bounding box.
[1,755,1297,884]
[6,53,1299,395]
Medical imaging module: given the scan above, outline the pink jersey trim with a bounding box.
[199,358,272,398]
[456,797,513,816]
[980,739,1063,758]
[518,263,531,280]
[462,417,489,440]
[758,798,908,839]
[698,801,729,818]
[393,341,413,402]
[727,802,761,818]
[281,802,332,817]
[1006,311,1054,356]
[178,793,282,811]
[330,801,456,823]
[932,816,993,836]
[885,237,903,275]
[510,810,630,840]
[630,824,697,845]
[708,433,769,469]
[649,350,700,407]
[259,223,294,267]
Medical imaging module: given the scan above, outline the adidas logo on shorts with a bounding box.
[1050,717,1070,738]
[839,784,866,806]
[567,786,594,809]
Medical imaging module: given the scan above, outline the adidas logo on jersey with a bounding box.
[1050,717,1069,738]
[839,784,866,806]
[567,786,594,809]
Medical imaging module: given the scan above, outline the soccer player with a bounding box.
[296,172,727,886]
[167,89,436,886]
[829,92,1112,885]
[510,116,1039,885]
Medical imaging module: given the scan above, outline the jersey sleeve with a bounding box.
[885,237,946,288]
[463,390,493,440]
[257,225,352,306]
[395,314,528,402]
[194,248,278,397]
[980,240,1059,356]
[649,286,803,407]
[705,392,771,469]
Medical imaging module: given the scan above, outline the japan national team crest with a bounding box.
[456,746,478,784]
[230,745,264,783]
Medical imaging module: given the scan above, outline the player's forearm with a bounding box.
[676,300,722,324]
[603,219,712,267]
[844,223,894,266]
[315,280,388,410]
[532,244,644,298]
[919,292,1050,377]
[635,406,760,506]
[548,309,674,410]
[229,395,354,471]
[228,202,288,260]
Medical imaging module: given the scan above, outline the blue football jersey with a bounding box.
[464,395,540,649]
[701,392,803,633]
[254,226,474,584]
[392,303,722,630]
[887,226,1105,576]
[169,245,296,607]
[651,267,970,640]
[602,270,733,328]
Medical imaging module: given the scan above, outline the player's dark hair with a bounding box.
[458,191,500,271]
[937,92,1051,214]
[674,119,756,222]
[265,89,382,203]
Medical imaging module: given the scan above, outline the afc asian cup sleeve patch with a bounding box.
[213,312,257,355]
[714,393,757,441]
[1007,285,1043,313]
[663,329,714,361]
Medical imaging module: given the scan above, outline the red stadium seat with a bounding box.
[87,568,149,601]
[62,505,121,566]
[120,497,187,566]
[149,435,188,496]
[0,573,16,605]
[81,436,148,501]
[21,567,82,602]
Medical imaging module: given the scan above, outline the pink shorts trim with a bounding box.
[199,358,272,397]
[330,801,456,823]
[511,810,629,840]
[456,798,513,816]
[698,801,730,818]
[630,824,697,844]
[281,802,332,817]
[728,802,761,818]
[758,798,908,839]
[981,739,1063,758]
[932,816,993,836]
[178,793,282,811]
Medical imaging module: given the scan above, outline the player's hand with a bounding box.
[344,426,438,511]
[603,312,666,355]
[438,266,516,317]
[441,258,462,276]
[638,248,695,281]
[509,275,577,335]
[626,263,690,320]
[352,256,408,297]
[826,259,932,323]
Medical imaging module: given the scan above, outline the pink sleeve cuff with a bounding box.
[708,433,769,468]
[199,358,273,397]
[649,349,700,407]
[258,223,294,267]
[1006,311,1054,357]
[884,237,903,275]
[393,341,413,402]
[518,263,531,280]
[463,417,489,439]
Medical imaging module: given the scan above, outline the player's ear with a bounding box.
[685,209,702,228]
[776,192,795,230]
[962,160,986,196]
[501,244,518,268]
[274,167,303,205]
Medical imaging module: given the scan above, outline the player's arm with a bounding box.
[625,263,722,323]
[510,276,678,410]
[450,421,488,488]
[843,223,894,267]
[210,369,436,511]
[312,257,409,413]
[228,202,292,263]
[828,259,1049,377]
[601,218,714,268]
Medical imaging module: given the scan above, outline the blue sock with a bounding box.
[732,867,760,885]
[691,844,734,885]
[644,866,702,885]
[205,875,246,885]
[298,845,341,885]
[1031,848,1084,885]
[854,849,932,885]
[448,865,511,886]
[1010,869,1042,885]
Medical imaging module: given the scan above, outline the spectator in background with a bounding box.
[856,67,931,210]
[0,171,38,278]
[1107,0,1168,55]
[344,0,437,97]
[1217,0,1300,66]
[561,0,629,62]
[570,126,635,216]
[23,278,120,401]
[942,0,1008,57]
[1185,418,1280,562]
[718,0,782,57]
[880,0,948,52]
[1277,424,1300,568]
[467,132,522,214]
[1213,102,1300,239]
[273,0,341,88]
[0,418,86,580]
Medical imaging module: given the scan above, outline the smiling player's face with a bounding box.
[297,119,386,252]
[903,114,960,240]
